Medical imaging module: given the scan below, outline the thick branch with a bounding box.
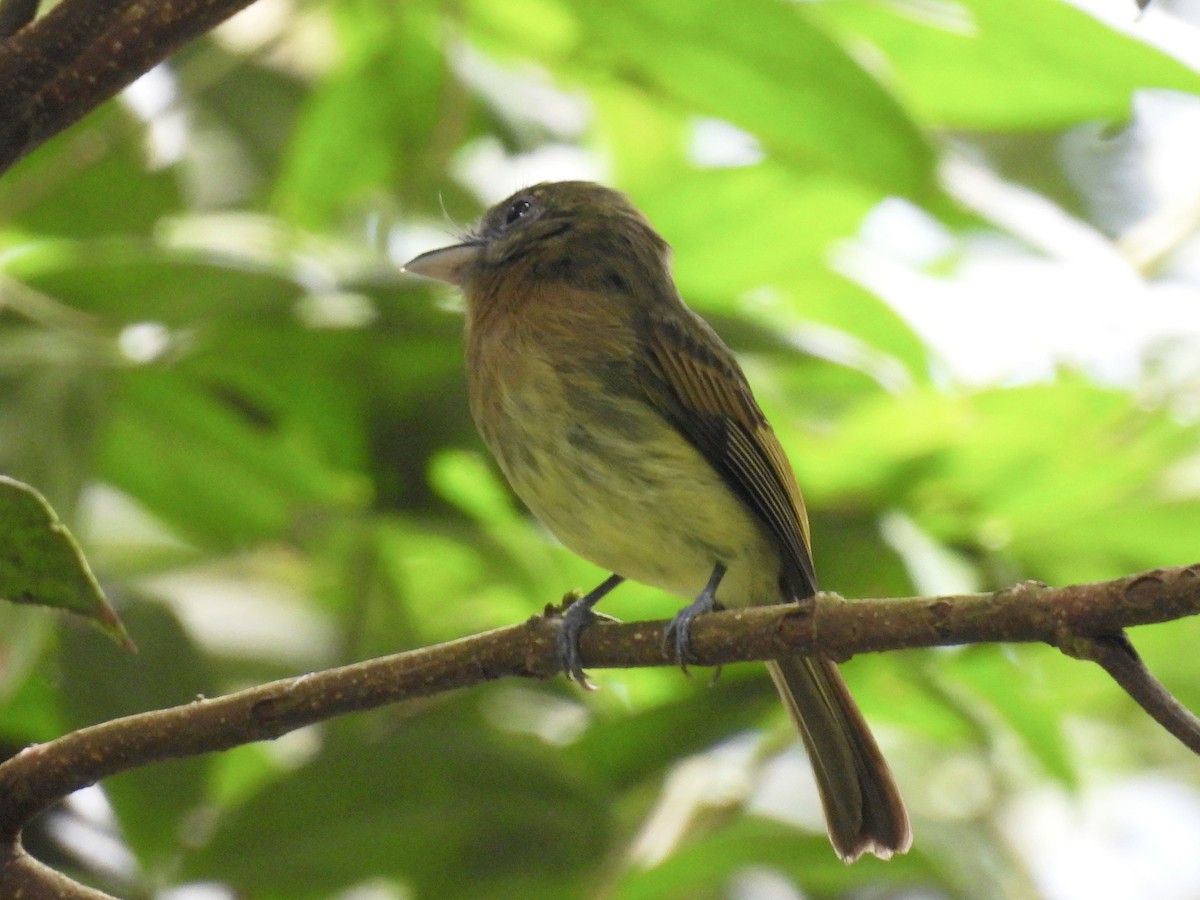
[0,562,1198,897]
[1,563,1197,838]
[0,0,255,173]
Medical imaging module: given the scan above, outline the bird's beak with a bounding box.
[401,242,481,287]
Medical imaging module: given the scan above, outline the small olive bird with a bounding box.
[403,181,910,862]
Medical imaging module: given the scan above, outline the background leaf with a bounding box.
[3,0,1200,897]
[0,476,131,649]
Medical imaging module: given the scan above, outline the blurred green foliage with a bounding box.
[2,0,1200,897]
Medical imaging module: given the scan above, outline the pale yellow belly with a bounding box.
[475,359,783,609]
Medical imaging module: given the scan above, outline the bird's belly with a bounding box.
[477,371,781,607]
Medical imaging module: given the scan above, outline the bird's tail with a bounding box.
[766,656,911,862]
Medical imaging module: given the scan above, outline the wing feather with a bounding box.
[636,307,817,598]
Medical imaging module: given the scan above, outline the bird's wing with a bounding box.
[634,304,817,598]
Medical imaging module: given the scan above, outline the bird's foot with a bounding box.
[556,573,623,688]
[663,562,726,674]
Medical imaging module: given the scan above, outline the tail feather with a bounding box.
[767,656,911,862]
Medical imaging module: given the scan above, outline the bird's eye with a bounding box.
[504,198,533,226]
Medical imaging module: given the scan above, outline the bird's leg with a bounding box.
[557,573,625,687]
[664,562,726,673]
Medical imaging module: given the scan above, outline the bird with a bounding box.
[402,180,911,862]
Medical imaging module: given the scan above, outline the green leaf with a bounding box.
[182,47,310,205]
[635,166,931,380]
[613,816,940,898]
[573,672,778,789]
[569,0,938,197]
[0,105,182,237]
[0,327,112,521]
[948,646,1077,784]
[274,1,449,225]
[100,364,366,549]
[185,705,615,899]
[815,0,1200,129]
[5,238,302,323]
[0,476,133,650]
[0,618,65,743]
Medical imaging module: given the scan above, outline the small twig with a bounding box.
[0,840,113,899]
[1058,631,1200,755]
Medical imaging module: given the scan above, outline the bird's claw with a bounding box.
[663,595,721,675]
[663,563,726,675]
[556,600,597,688]
[555,603,619,689]
[553,573,625,689]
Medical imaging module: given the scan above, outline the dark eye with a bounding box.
[504,198,533,226]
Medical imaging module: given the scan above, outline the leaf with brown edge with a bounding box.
[0,475,134,652]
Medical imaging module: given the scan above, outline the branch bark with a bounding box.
[0,0,255,174]
[1,562,1198,897]
[0,0,39,39]
[0,842,113,899]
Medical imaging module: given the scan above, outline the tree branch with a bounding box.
[0,0,255,174]
[0,0,39,39]
[1057,631,1200,754]
[1,563,1198,896]
[0,841,112,899]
